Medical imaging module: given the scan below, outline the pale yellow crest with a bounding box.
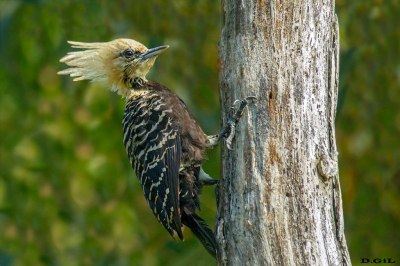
[58,39,148,98]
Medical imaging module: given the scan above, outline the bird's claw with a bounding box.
[224,96,256,149]
[230,96,256,117]
[230,99,241,110]
[225,122,236,150]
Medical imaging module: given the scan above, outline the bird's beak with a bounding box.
[142,45,169,60]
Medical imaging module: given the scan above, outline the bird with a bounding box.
[58,38,251,258]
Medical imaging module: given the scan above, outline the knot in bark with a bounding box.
[317,151,338,180]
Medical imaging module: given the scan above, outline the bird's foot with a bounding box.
[219,96,256,149]
[206,134,219,149]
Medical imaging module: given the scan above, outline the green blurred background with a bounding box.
[0,0,398,265]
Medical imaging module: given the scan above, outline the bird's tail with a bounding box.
[181,212,217,258]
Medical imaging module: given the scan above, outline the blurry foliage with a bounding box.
[0,0,398,265]
[0,1,219,265]
[335,0,400,263]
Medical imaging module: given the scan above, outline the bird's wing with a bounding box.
[123,94,183,239]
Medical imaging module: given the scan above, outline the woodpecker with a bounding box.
[58,38,250,258]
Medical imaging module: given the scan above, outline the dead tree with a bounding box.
[215,0,351,265]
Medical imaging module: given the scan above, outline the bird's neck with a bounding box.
[126,77,151,100]
[129,77,147,88]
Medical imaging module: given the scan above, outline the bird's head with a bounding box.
[58,38,168,97]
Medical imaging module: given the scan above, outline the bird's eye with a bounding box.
[123,49,135,59]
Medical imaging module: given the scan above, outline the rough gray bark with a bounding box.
[215,0,351,265]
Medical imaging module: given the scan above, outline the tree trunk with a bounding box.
[216,0,351,265]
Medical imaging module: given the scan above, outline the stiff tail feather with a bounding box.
[181,212,217,258]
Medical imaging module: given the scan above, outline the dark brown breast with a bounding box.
[146,80,207,164]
